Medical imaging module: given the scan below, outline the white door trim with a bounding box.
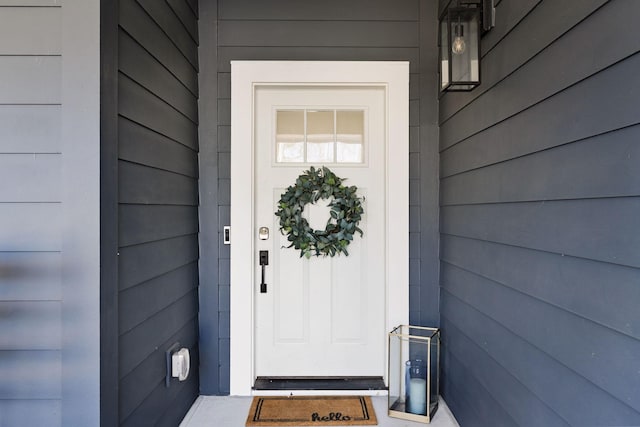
[230,61,409,396]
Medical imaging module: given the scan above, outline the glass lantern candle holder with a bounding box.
[388,325,440,423]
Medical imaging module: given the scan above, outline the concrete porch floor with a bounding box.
[180,395,460,427]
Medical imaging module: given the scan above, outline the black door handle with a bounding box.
[259,250,269,293]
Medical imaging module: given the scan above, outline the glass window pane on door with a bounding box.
[307,110,334,163]
[276,110,304,162]
[336,110,364,163]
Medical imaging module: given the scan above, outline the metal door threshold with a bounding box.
[253,376,387,391]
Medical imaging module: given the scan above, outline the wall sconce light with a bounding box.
[439,0,495,92]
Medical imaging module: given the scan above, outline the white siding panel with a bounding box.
[0,0,89,424]
[0,56,60,104]
[0,301,61,350]
[0,400,62,427]
[0,252,61,301]
[0,7,61,55]
[60,0,101,423]
[0,204,60,251]
[0,400,61,427]
[0,350,61,399]
[0,154,60,202]
[0,105,61,153]
[0,1,59,4]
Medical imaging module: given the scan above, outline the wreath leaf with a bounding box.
[275,166,365,258]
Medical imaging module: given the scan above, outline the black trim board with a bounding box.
[100,0,119,425]
[197,0,221,395]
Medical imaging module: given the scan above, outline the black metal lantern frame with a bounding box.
[439,0,494,93]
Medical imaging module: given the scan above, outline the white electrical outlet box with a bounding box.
[171,348,190,382]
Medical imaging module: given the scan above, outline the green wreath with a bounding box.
[275,166,364,258]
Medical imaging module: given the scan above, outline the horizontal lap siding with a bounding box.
[0,301,61,350]
[199,0,439,394]
[119,117,198,177]
[439,0,640,425]
[0,401,61,427]
[0,7,60,54]
[0,4,63,425]
[0,204,60,251]
[218,21,418,47]
[0,351,61,399]
[0,253,61,301]
[117,0,199,424]
[218,0,419,20]
[0,57,60,104]
[119,31,197,123]
[0,105,60,153]
[167,0,198,43]
[441,125,640,203]
[0,155,60,202]
[0,0,59,4]
[217,47,420,73]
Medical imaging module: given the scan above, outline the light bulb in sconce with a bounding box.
[452,23,466,55]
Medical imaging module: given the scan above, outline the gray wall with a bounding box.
[438,0,640,425]
[111,0,201,425]
[0,4,63,425]
[0,1,101,426]
[198,0,440,394]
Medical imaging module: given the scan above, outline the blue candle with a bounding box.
[408,378,427,415]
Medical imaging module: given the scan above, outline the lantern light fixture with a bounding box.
[439,0,495,93]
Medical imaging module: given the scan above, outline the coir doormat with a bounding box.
[246,396,378,426]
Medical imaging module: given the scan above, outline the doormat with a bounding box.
[246,396,378,426]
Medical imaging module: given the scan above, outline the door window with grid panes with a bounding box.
[276,109,365,164]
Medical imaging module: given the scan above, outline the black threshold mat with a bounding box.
[253,377,387,391]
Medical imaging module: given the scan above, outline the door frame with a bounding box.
[230,61,409,395]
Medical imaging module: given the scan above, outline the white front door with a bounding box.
[254,86,386,377]
[230,61,409,395]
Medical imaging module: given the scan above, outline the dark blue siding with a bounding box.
[114,0,200,424]
[439,0,640,425]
